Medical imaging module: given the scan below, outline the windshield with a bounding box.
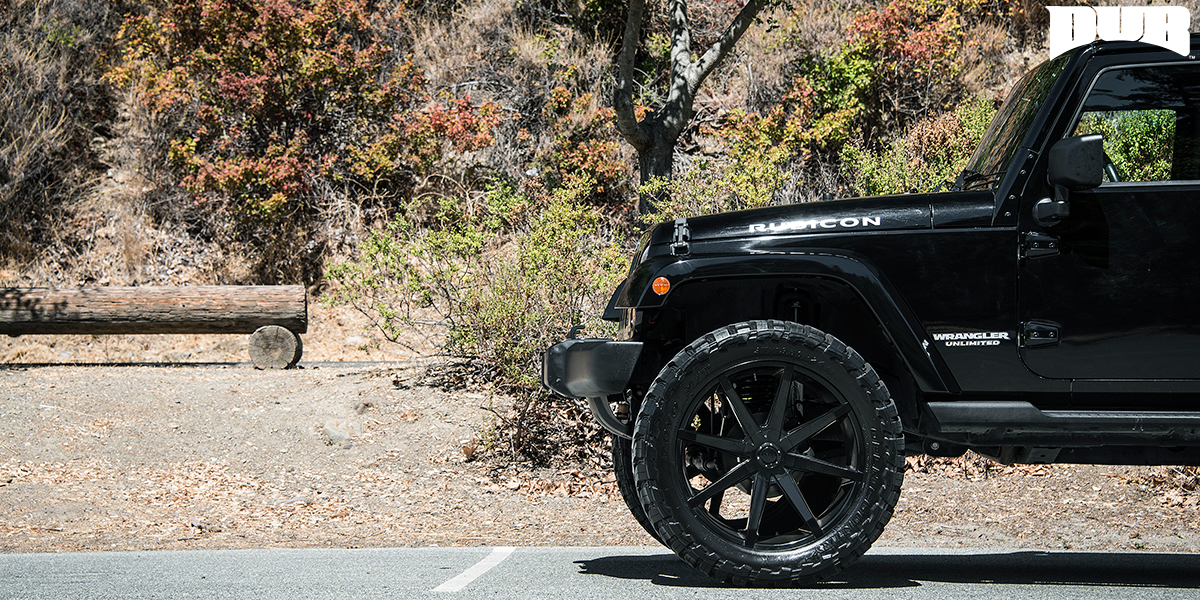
[961,54,1071,189]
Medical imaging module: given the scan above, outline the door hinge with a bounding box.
[1021,232,1060,259]
[671,217,691,256]
[1022,321,1061,348]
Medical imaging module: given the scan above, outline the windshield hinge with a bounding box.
[1021,232,1060,259]
[671,217,690,256]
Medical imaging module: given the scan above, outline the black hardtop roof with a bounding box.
[1081,32,1200,58]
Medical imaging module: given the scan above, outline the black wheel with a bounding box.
[611,435,663,544]
[633,321,904,586]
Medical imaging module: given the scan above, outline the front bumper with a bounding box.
[542,338,642,399]
[542,338,643,438]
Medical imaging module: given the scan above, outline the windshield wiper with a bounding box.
[954,169,1006,191]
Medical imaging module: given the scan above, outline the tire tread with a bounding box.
[632,320,904,586]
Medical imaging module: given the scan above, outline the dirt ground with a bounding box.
[1,308,1198,555]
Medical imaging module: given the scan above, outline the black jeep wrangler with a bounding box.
[543,37,1200,585]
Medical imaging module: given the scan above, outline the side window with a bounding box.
[1072,109,1175,182]
[1069,63,1200,182]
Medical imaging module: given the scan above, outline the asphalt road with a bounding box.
[2,546,1198,599]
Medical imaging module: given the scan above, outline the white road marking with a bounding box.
[432,546,515,592]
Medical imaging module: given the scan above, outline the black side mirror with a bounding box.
[1048,134,1104,190]
[1036,134,1105,227]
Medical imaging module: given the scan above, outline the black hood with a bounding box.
[667,192,995,243]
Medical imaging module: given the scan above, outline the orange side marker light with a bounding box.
[652,277,671,295]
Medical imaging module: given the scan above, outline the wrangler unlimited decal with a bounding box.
[932,331,1011,347]
[748,215,881,234]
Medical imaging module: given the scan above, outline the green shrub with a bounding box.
[787,49,875,152]
[771,0,1023,162]
[640,105,816,223]
[325,177,627,388]
[1075,110,1175,182]
[638,160,768,225]
[842,95,994,196]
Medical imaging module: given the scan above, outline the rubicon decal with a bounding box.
[749,216,881,234]
[933,331,1011,347]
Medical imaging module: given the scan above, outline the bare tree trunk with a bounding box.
[637,143,675,214]
[614,0,765,214]
[638,144,675,182]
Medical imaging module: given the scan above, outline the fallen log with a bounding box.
[1,286,308,369]
[0,286,306,336]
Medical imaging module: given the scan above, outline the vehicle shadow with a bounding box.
[575,549,1200,589]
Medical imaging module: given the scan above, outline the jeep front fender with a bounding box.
[617,250,959,394]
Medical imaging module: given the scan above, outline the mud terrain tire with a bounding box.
[612,435,663,544]
[632,320,904,586]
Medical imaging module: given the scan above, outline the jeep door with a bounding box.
[1018,60,1200,380]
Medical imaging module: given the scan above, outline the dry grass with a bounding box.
[0,0,117,259]
[404,0,620,181]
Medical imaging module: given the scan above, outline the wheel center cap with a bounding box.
[756,443,782,467]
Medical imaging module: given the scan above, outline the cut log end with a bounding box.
[249,325,303,370]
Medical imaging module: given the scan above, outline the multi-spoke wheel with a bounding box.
[632,321,903,586]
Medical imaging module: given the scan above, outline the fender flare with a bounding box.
[618,250,960,394]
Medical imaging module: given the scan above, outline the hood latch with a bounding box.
[671,218,690,256]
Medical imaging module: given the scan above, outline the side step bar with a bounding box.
[924,401,1200,445]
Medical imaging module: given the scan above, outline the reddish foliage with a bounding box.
[538,89,626,196]
[851,0,963,76]
[111,0,500,217]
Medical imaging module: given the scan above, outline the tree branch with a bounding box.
[614,0,651,150]
[687,0,765,95]
[660,0,695,136]
[668,0,694,94]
